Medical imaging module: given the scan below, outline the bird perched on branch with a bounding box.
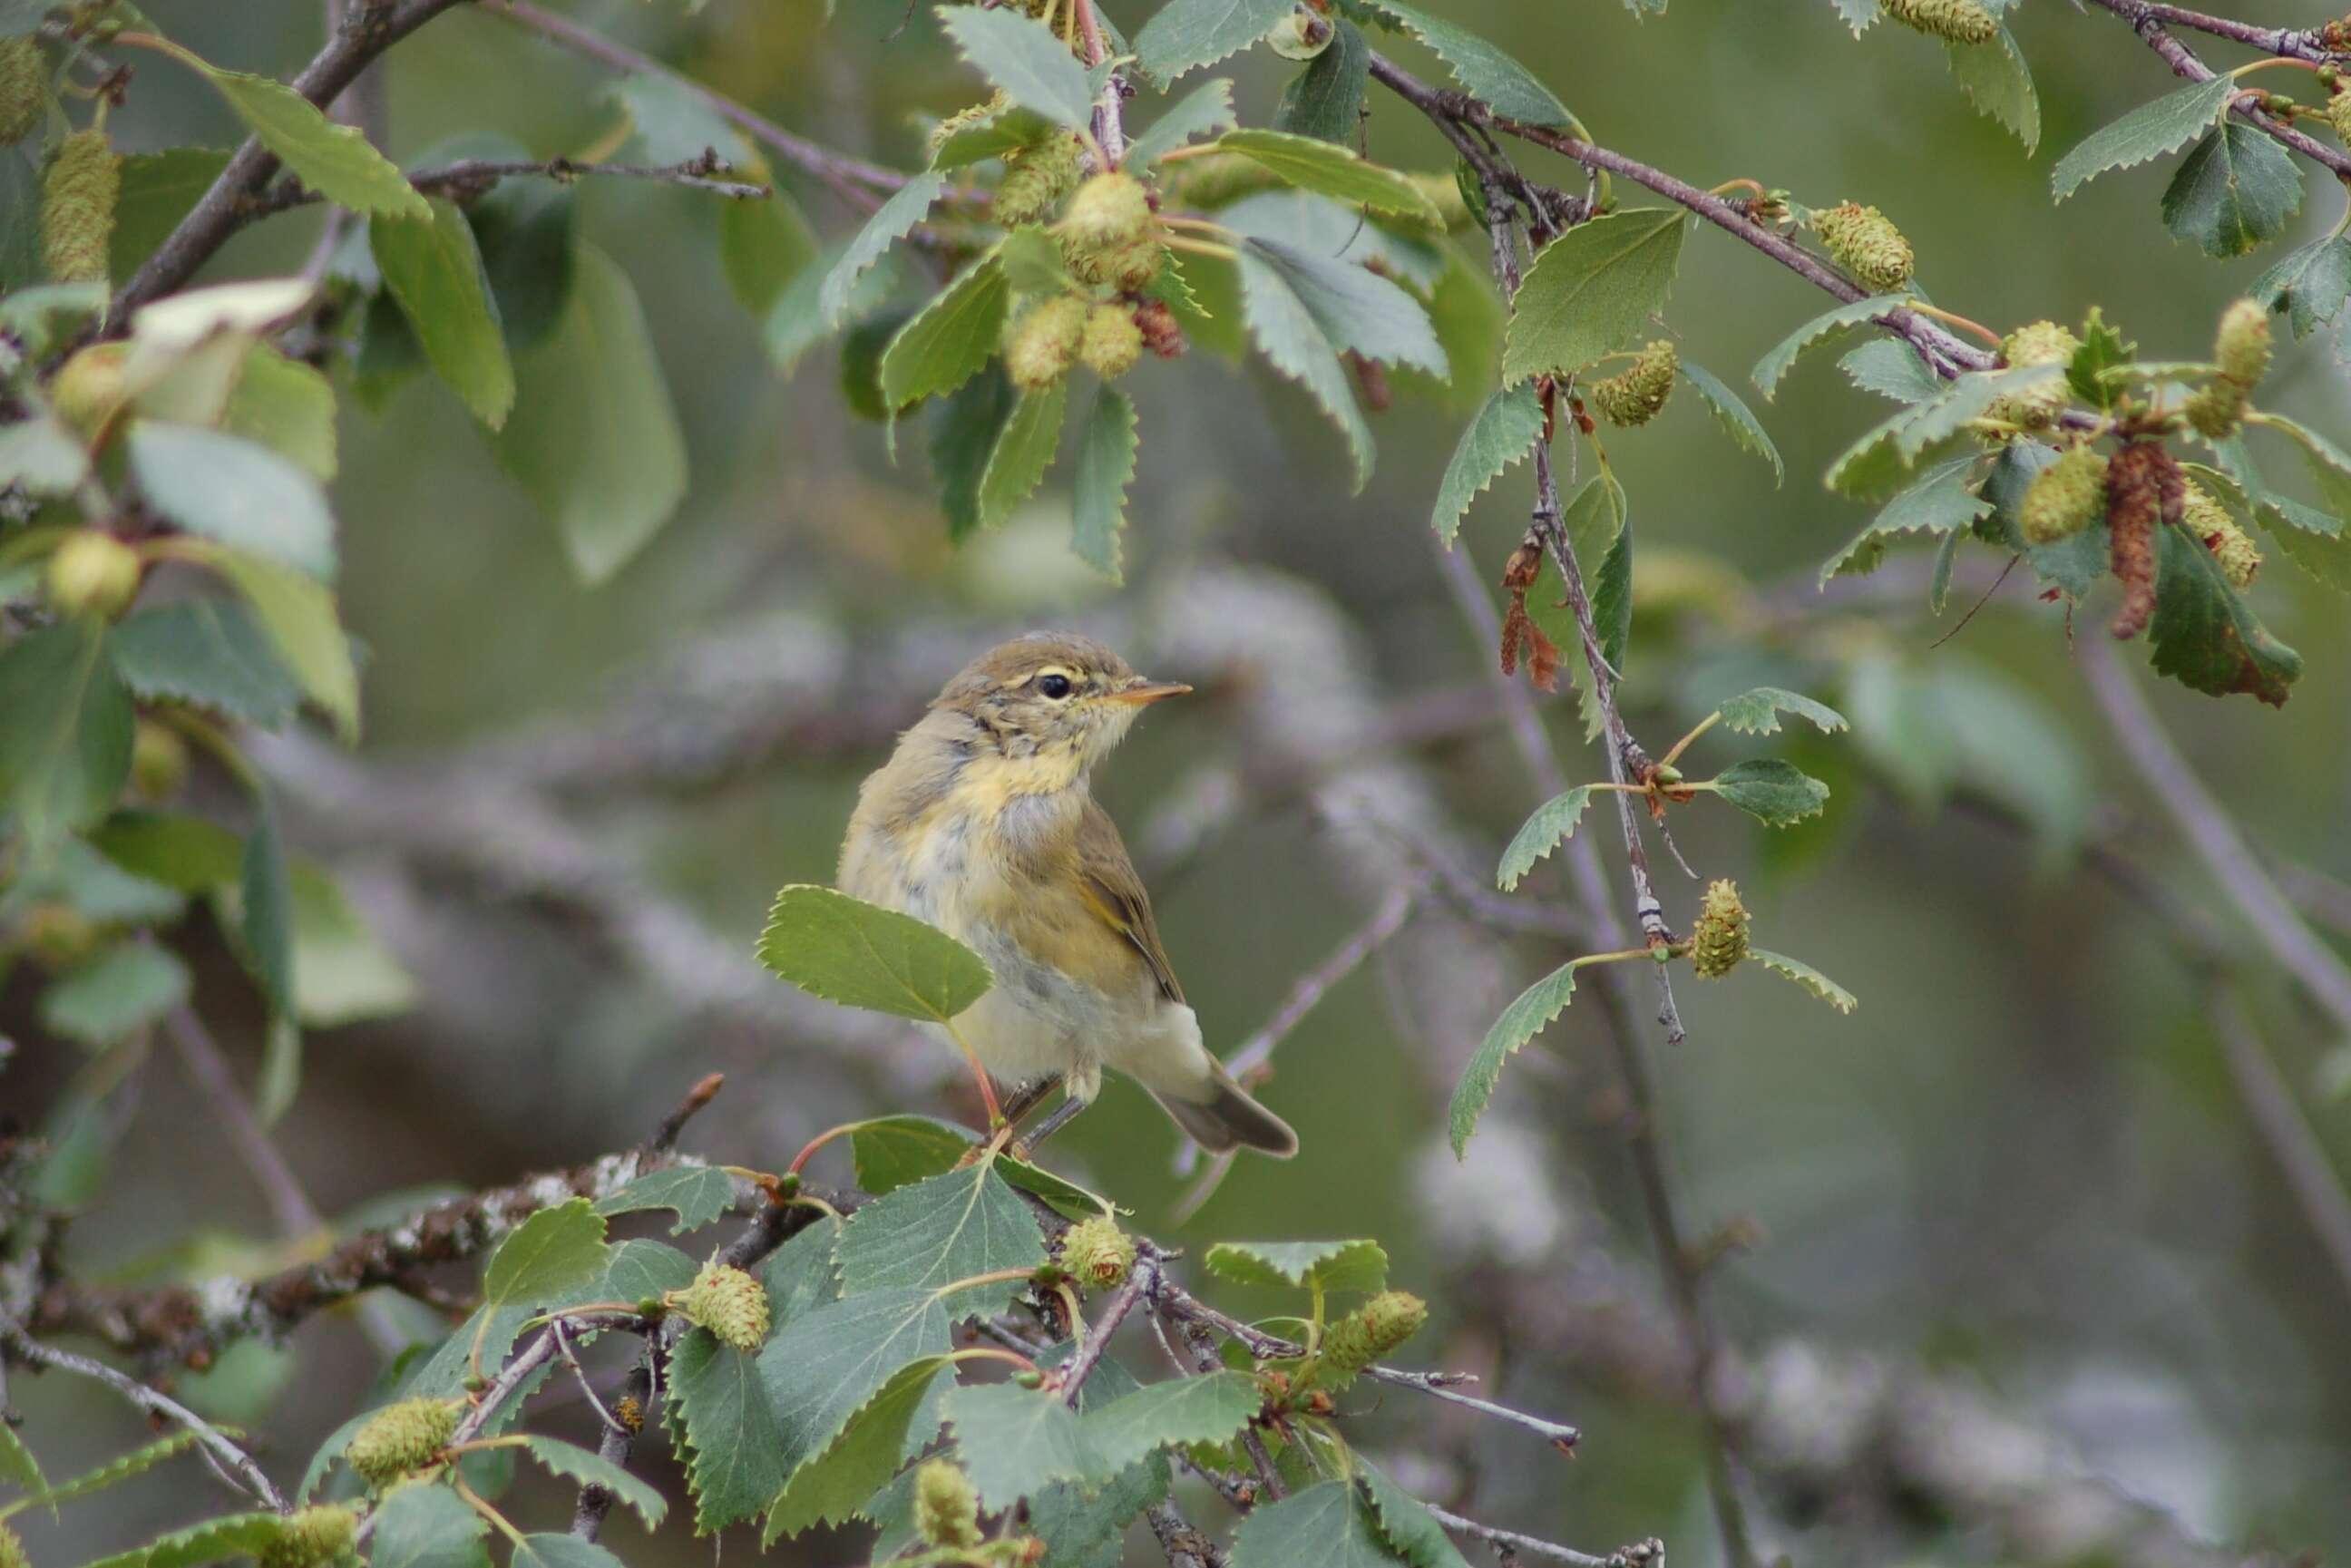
[839,633,1299,1158]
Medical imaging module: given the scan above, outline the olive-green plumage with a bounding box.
[838,633,1298,1157]
[42,127,117,284]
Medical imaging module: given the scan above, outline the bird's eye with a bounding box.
[1037,673,1074,699]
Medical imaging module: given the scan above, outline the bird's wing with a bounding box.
[1076,797,1185,1006]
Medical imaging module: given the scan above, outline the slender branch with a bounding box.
[482,0,904,212]
[253,154,770,222]
[571,1348,655,1542]
[2,1328,288,1513]
[2080,0,2351,180]
[1058,1253,1157,1407]
[2204,986,2351,1302]
[1144,1499,1223,1568]
[1421,1504,1644,1568]
[2078,638,2351,1035]
[2126,5,2339,61]
[113,0,476,317]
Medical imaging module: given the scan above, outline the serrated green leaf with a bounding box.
[194,61,428,219]
[1704,757,1829,826]
[761,1286,950,1474]
[834,1164,1046,1320]
[1133,0,1293,81]
[590,1238,698,1304]
[1501,209,1683,383]
[1079,1369,1262,1475]
[126,423,336,580]
[1233,1480,1412,1568]
[667,1330,788,1533]
[19,1433,200,1512]
[10,837,180,927]
[931,364,1016,540]
[0,621,135,848]
[764,1355,951,1540]
[878,248,1009,408]
[1945,23,2038,151]
[371,1476,489,1568]
[595,1165,736,1234]
[89,812,242,895]
[1820,452,1988,583]
[2161,122,2302,258]
[720,165,817,318]
[1715,687,1849,736]
[2251,230,2351,340]
[110,149,233,283]
[106,599,298,728]
[931,105,1058,171]
[492,244,686,586]
[39,942,190,1047]
[516,1437,665,1530]
[2052,73,2237,200]
[1496,785,1595,893]
[0,1421,44,1495]
[1678,359,1780,482]
[483,1198,609,1306]
[0,412,92,496]
[1751,949,1858,1012]
[756,883,993,1021]
[1242,237,1446,373]
[221,345,337,482]
[938,5,1096,130]
[2219,427,2351,589]
[1273,19,1367,143]
[1839,338,1943,404]
[1363,2,1570,126]
[1827,369,2048,498]
[511,1536,623,1568]
[818,174,946,328]
[1234,244,1373,490]
[764,1222,843,1327]
[182,543,358,743]
[371,196,515,427]
[1752,292,1914,400]
[2148,519,2300,706]
[1358,1463,1472,1568]
[288,859,414,1027]
[1072,385,1137,581]
[1203,1239,1387,1292]
[977,380,1068,528]
[1985,442,2108,597]
[1430,382,1542,544]
[849,1114,977,1193]
[78,1512,290,1568]
[943,1382,1096,1506]
[1127,78,1239,170]
[1214,130,1440,223]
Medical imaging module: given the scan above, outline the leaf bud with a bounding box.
[671,1258,771,1350]
[2184,480,2260,589]
[1587,340,1677,428]
[1003,292,1088,392]
[42,126,117,284]
[346,1397,463,1486]
[1057,1214,1136,1290]
[0,37,44,146]
[1078,303,1143,381]
[1878,0,1999,44]
[1690,880,1751,980]
[2018,443,2109,546]
[913,1459,984,1549]
[1813,201,1914,292]
[45,531,141,620]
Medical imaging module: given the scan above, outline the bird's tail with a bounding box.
[1151,1060,1298,1159]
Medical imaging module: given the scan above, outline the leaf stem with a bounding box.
[1656,711,1721,772]
[1905,301,2004,348]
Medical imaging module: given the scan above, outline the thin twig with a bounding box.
[2,1329,288,1513]
[253,153,771,220]
[1421,1504,1630,1568]
[2078,638,2351,1035]
[2126,4,2338,61]
[2081,0,2351,179]
[1058,1253,1157,1407]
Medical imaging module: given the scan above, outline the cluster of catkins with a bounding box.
[2,37,119,285]
[1000,169,1179,394]
[2015,301,2270,634]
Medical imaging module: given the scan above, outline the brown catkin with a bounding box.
[1690,880,1751,979]
[2104,443,2178,640]
[2184,481,2261,589]
[42,127,116,284]
[1588,340,1678,428]
[1813,201,1914,291]
[0,37,43,146]
[1879,0,2000,45]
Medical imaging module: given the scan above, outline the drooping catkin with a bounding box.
[42,127,118,284]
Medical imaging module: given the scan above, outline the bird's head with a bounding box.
[932,632,1189,772]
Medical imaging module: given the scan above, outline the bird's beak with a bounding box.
[1111,679,1192,706]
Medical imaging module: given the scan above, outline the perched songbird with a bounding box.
[839,633,1299,1157]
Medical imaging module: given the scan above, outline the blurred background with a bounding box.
[6,0,2349,1563]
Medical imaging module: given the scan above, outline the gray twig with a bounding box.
[2082,0,2351,179]
[1422,1505,1642,1568]
[1058,1253,1157,1407]
[255,154,771,219]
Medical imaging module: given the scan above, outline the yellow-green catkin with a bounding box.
[0,1520,27,1568]
[1078,303,1143,381]
[993,131,1082,228]
[1813,201,1914,292]
[2184,480,2260,589]
[1310,1291,1429,1391]
[912,1460,984,1550]
[260,1506,359,1568]
[1988,319,2082,431]
[2328,89,2351,147]
[674,1259,771,1350]
[928,89,1010,160]
[1058,1214,1136,1290]
[1004,293,1089,391]
[2018,443,2110,546]
[2187,298,2271,438]
[1690,880,1751,980]
[1060,172,1160,292]
[1587,340,1678,428]
[42,127,116,284]
[1878,0,1999,45]
[0,38,44,146]
[346,1398,462,1486]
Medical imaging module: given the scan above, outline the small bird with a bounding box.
[838,633,1298,1158]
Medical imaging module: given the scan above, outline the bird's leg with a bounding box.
[1000,1076,1061,1126]
[1017,1093,1088,1154]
